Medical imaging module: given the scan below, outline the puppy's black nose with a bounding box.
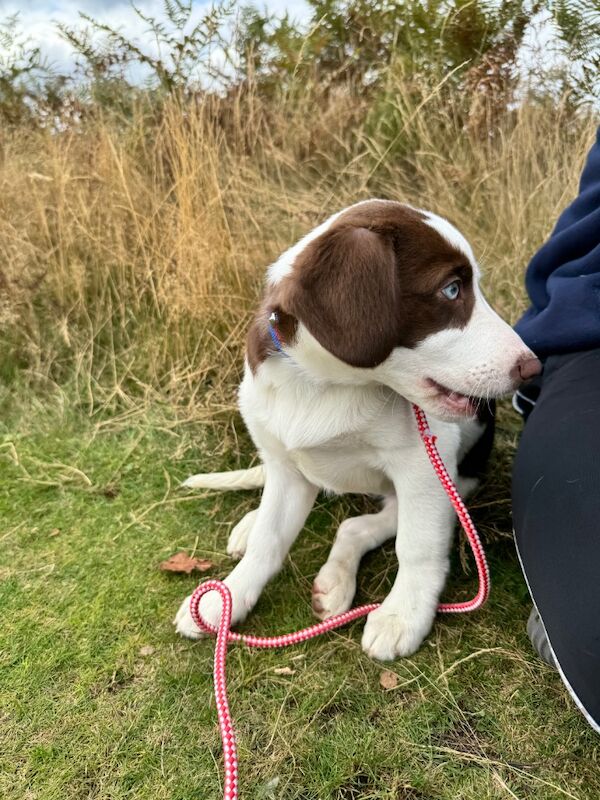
[511,356,542,383]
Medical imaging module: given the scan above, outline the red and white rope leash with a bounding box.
[189,404,490,800]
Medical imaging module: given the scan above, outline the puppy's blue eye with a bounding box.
[441,280,461,300]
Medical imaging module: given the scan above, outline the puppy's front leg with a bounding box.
[175,460,317,638]
[362,464,455,661]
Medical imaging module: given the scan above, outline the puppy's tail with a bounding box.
[181,465,265,491]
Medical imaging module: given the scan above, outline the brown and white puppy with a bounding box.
[175,199,540,661]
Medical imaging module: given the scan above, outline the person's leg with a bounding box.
[512,348,600,732]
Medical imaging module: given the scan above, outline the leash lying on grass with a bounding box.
[189,404,490,800]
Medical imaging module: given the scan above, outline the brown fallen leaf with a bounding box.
[139,645,155,657]
[379,670,398,690]
[159,552,214,574]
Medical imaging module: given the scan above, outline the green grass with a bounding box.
[1,399,598,800]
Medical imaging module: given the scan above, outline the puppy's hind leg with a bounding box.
[312,495,397,620]
[227,509,258,559]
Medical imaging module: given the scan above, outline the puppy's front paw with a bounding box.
[312,561,356,620]
[174,594,203,640]
[173,589,232,638]
[361,606,432,661]
[173,575,260,640]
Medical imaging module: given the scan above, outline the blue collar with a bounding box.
[268,312,289,357]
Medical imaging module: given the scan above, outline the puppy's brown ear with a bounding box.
[280,225,400,368]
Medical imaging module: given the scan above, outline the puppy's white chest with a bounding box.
[290,440,395,495]
[241,367,413,495]
[242,366,395,448]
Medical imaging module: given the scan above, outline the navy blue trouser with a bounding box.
[512,348,600,732]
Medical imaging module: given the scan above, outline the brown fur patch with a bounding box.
[248,200,474,370]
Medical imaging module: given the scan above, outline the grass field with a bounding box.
[1,395,599,800]
[1,58,599,798]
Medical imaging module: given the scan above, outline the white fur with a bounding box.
[182,465,264,491]
[312,497,398,619]
[422,210,478,272]
[226,509,257,558]
[176,201,536,660]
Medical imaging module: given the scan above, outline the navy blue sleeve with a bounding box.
[515,128,600,356]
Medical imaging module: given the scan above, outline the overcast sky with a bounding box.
[0,1,312,75]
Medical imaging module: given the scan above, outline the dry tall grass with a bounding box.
[0,77,596,419]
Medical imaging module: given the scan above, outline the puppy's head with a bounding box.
[251,200,540,420]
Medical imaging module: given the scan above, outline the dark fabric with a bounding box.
[458,401,495,479]
[512,377,543,422]
[512,349,600,730]
[515,128,600,357]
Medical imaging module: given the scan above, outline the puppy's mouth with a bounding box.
[425,378,479,416]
